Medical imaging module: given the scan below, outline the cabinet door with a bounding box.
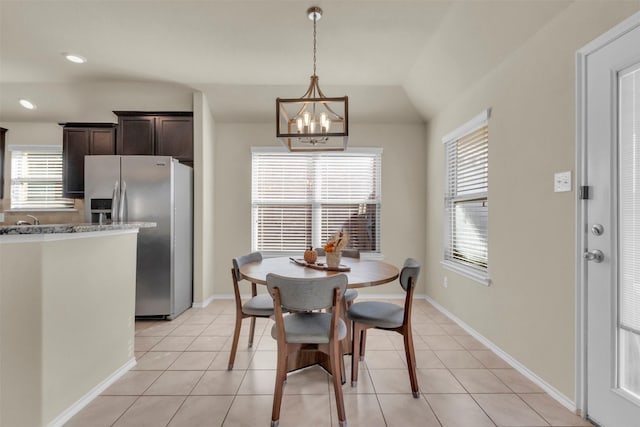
[90,128,116,155]
[117,117,155,155]
[155,116,193,162]
[63,128,91,197]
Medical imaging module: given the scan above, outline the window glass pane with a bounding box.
[618,63,640,399]
[449,127,488,196]
[316,156,380,202]
[320,203,379,251]
[253,154,312,202]
[253,204,312,251]
[620,329,640,399]
[452,199,488,269]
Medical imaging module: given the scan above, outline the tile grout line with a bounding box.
[68,300,590,426]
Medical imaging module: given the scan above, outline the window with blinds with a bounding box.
[252,149,381,255]
[10,146,74,210]
[443,110,490,281]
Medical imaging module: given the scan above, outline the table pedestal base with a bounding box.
[286,345,346,385]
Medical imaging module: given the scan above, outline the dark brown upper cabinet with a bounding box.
[114,112,193,163]
[61,123,117,198]
[0,127,6,200]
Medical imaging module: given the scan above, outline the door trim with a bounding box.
[575,10,640,417]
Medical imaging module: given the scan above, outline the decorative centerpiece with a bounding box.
[304,246,318,264]
[323,230,349,268]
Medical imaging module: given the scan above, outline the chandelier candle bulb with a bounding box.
[320,113,329,133]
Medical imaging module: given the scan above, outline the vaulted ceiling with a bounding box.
[0,0,572,124]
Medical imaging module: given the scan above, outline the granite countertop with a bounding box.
[0,222,156,235]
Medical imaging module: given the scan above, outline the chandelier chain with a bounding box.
[313,13,317,76]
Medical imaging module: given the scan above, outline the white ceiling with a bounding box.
[0,0,572,124]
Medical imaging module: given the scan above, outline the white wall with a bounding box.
[210,122,426,298]
[422,1,640,402]
[0,122,85,224]
[0,122,62,200]
[192,93,216,305]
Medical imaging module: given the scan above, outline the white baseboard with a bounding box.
[192,294,216,308]
[47,358,137,427]
[356,293,426,299]
[212,295,236,300]
[424,295,577,413]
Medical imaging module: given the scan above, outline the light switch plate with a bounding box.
[554,171,571,192]
[0,212,4,223]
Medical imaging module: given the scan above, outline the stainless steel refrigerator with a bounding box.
[84,155,193,319]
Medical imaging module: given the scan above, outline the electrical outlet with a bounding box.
[443,277,448,288]
[554,171,571,192]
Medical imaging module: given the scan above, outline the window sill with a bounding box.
[441,260,491,286]
[360,252,384,261]
[5,208,78,213]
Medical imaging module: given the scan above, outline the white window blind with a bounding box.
[444,114,489,274]
[252,149,381,254]
[619,65,640,336]
[10,146,74,210]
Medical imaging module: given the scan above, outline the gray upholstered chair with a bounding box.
[228,252,274,370]
[315,247,359,306]
[347,258,421,397]
[340,248,360,259]
[267,273,348,427]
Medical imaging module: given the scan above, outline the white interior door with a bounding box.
[580,12,640,427]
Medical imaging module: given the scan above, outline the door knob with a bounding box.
[583,249,604,263]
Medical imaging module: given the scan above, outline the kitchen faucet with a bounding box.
[16,214,40,225]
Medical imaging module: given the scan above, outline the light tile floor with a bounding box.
[64,299,593,427]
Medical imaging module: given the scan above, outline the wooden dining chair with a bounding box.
[228,252,275,370]
[315,247,359,306]
[347,258,421,397]
[267,273,349,427]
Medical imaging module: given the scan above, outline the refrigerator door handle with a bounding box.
[119,181,127,222]
[111,180,120,223]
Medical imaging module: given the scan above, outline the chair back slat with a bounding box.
[266,273,348,311]
[315,247,359,258]
[341,249,360,259]
[232,251,262,282]
[399,258,421,292]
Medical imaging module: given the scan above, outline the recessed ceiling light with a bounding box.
[63,53,87,64]
[19,99,36,110]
